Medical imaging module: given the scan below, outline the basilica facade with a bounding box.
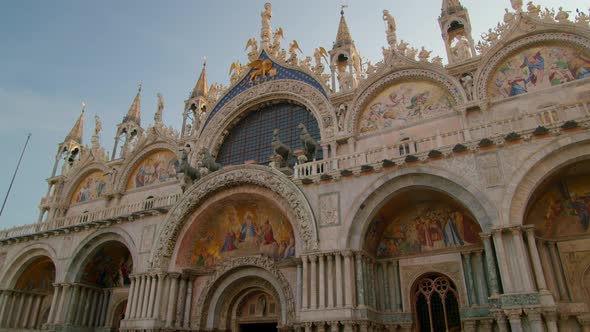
[1,1,590,331]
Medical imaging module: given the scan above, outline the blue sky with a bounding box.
[0,0,587,228]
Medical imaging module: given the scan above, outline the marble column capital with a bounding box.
[524,308,543,321]
[542,309,558,322]
[576,313,590,326]
[328,321,340,327]
[167,272,181,279]
[504,308,523,320]
[326,254,333,262]
[492,309,507,321]
[301,255,309,263]
[309,255,318,263]
[509,226,523,236]
[473,249,484,257]
[342,250,354,258]
[479,232,492,239]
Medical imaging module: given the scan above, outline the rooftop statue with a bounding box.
[451,36,472,62]
[576,9,590,27]
[271,128,291,168]
[247,59,276,81]
[94,115,102,137]
[270,27,284,57]
[200,148,223,173]
[179,145,201,192]
[260,3,272,48]
[154,93,164,126]
[526,2,541,18]
[297,123,319,161]
[555,7,571,23]
[229,61,244,84]
[245,37,259,62]
[287,40,302,66]
[418,47,432,62]
[511,0,523,12]
[312,47,328,75]
[383,9,397,49]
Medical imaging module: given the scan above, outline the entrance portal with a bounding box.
[240,322,277,332]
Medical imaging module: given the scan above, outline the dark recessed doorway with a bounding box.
[240,322,277,332]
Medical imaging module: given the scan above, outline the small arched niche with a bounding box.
[364,188,482,258]
[175,193,296,269]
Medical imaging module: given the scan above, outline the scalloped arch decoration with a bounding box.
[349,69,465,135]
[477,33,590,101]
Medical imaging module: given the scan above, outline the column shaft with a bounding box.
[99,290,110,327]
[473,251,489,304]
[82,287,92,326]
[147,275,157,318]
[94,291,105,326]
[492,230,513,292]
[176,276,187,327]
[355,254,365,307]
[125,277,135,319]
[327,254,335,308]
[166,274,179,327]
[343,253,355,307]
[47,285,60,325]
[153,274,165,320]
[511,227,535,292]
[481,234,500,296]
[67,285,80,324]
[136,275,147,318]
[310,256,318,309]
[525,227,548,291]
[548,241,569,300]
[302,256,309,309]
[335,253,343,307]
[142,275,152,318]
[183,277,193,328]
[56,285,70,324]
[462,252,477,305]
[319,255,326,308]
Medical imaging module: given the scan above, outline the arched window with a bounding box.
[216,102,321,166]
[414,274,461,332]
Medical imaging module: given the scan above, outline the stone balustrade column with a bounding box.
[176,275,188,327]
[472,251,489,304]
[301,256,309,309]
[481,233,500,297]
[510,227,535,292]
[56,284,70,324]
[327,254,335,308]
[492,229,513,293]
[153,273,165,320]
[543,310,559,332]
[524,227,548,292]
[147,274,157,319]
[319,255,326,308]
[355,253,365,307]
[183,275,193,328]
[335,253,343,307]
[125,276,135,319]
[462,252,477,305]
[67,285,81,324]
[142,275,153,318]
[47,284,60,325]
[166,273,180,327]
[343,252,355,307]
[381,261,390,310]
[524,308,543,331]
[548,241,570,300]
[310,255,318,309]
[505,309,523,332]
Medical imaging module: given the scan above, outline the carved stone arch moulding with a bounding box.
[348,69,466,134]
[0,243,58,288]
[62,163,111,205]
[475,32,590,101]
[198,79,334,154]
[114,142,181,193]
[195,255,295,330]
[149,165,318,269]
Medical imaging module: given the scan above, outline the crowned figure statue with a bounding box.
[260,3,272,49]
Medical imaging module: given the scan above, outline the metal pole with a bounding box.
[0,133,32,218]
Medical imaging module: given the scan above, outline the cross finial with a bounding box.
[81,101,86,112]
[138,82,142,92]
[340,4,348,15]
[203,56,207,67]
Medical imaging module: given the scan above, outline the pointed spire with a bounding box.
[124,83,142,125]
[441,0,463,14]
[191,57,208,99]
[65,102,85,144]
[334,5,353,49]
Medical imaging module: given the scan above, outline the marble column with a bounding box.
[56,284,70,324]
[99,290,110,327]
[381,261,390,310]
[131,275,142,318]
[548,241,570,300]
[82,287,93,326]
[510,227,535,292]
[343,252,355,307]
[327,254,335,308]
[1,292,15,327]
[473,251,489,304]
[319,255,326,308]
[302,256,309,309]
[463,320,476,332]
[183,276,193,328]
[492,310,509,332]
[492,230,513,293]
[147,275,157,318]
[136,275,147,318]
[355,254,365,307]
[539,240,560,300]
[310,255,318,309]
[0,291,8,327]
[334,253,344,308]
[392,261,401,311]
[479,319,493,332]
[94,291,105,326]
[524,308,543,331]
[125,276,135,319]
[296,262,302,310]
[88,291,98,327]
[31,295,43,329]
[462,252,477,305]
[154,273,165,320]
[20,294,33,328]
[543,310,559,332]
[176,275,188,327]
[166,273,179,327]
[142,275,153,318]
[481,233,500,297]
[47,284,60,325]
[505,309,523,332]
[67,285,81,324]
[13,293,25,328]
[524,227,548,292]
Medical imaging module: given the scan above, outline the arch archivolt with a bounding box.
[150,165,318,269]
[475,32,590,100]
[502,132,590,227]
[64,227,139,283]
[113,141,181,194]
[195,255,294,330]
[348,68,466,135]
[198,79,335,155]
[343,166,497,250]
[0,243,57,288]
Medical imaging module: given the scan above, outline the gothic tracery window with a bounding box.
[216,102,321,166]
[414,274,461,332]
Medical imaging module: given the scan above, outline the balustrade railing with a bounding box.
[293,100,590,179]
[0,193,181,241]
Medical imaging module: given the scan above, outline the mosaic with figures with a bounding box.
[81,242,132,288]
[71,171,107,204]
[526,172,590,238]
[188,200,295,268]
[359,80,455,134]
[488,43,590,99]
[365,202,481,257]
[127,150,178,190]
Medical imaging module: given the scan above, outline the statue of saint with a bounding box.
[383,10,397,48]
[260,3,272,46]
[155,93,164,125]
[94,115,102,137]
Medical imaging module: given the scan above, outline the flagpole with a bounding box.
[0,133,32,218]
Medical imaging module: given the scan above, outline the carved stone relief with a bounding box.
[476,152,504,187]
[319,192,340,227]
